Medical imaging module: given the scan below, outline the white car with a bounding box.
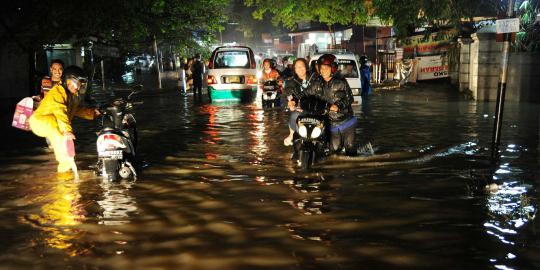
[310,52,362,106]
[207,46,258,101]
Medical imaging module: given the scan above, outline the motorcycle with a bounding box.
[95,88,142,181]
[261,80,281,107]
[293,95,331,169]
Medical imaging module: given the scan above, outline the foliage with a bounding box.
[244,0,370,30]
[373,0,500,37]
[0,0,228,54]
[244,0,500,38]
[515,0,540,51]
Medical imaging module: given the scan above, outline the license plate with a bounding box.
[223,76,241,84]
[99,150,123,159]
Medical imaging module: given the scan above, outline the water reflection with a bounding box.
[247,106,268,165]
[22,178,87,256]
[97,181,138,226]
[283,174,332,216]
[483,144,537,269]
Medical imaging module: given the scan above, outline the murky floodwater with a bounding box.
[1,83,539,269]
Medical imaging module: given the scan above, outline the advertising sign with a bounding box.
[496,18,520,34]
[400,29,457,58]
[417,55,448,80]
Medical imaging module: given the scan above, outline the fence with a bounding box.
[374,50,397,83]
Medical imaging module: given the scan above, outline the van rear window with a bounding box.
[338,60,359,78]
[213,51,250,68]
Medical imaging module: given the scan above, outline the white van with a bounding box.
[309,52,362,106]
[207,46,258,101]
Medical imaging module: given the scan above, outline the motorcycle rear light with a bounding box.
[246,75,258,85]
[97,134,126,152]
[207,75,218,85]
[104,134,121,141]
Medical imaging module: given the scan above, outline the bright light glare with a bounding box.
[298,125,307,138]
[311,126,322,138]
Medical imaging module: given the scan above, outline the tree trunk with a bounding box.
[153,35,162,89]
[328,25,336,49]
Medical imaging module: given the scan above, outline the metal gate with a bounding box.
[377,50,396,82]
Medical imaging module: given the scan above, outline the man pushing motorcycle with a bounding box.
[303,54,357,155]
[29,66,100,174]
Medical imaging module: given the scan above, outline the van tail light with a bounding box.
[207,75,218,85]
[97,134,126,152]
[246,75,258,85]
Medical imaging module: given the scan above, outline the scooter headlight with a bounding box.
[311,126,322,138]
[298,124,308,138]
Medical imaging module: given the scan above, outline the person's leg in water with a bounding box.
[29,115,73,172]
[329,121,357,156]
[194,80,203,101]
[284,111,300,146]
[342,125,357,156]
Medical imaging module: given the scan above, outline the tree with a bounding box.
[0,0,228,54]
[373,0,500,36]
[244,0,370,45]
[515,0,540,51]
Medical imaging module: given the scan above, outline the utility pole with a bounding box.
[491,0,515,160]
[153,35,162,89]
[101,60,106,91]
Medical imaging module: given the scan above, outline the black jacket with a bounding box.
[284,73,315,100]
[304,75,354,123]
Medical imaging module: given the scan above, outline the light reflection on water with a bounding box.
[483,146,537,269]
[20,177,87,257]
[97,181,138,226]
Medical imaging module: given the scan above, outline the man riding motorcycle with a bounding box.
[303,54,357,155]
[261,58,280,81]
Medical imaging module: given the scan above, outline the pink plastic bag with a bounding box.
[12,97,35,131]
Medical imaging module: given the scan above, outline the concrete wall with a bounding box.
[458,38,472,92]
[507,52,540,102]
[466,33,540,102]
[469,33,502,101]
[0,42,30,99]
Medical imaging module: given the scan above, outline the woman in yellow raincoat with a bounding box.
[29,66,99,173]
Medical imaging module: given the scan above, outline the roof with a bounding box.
[213,46,254,51]
[310,53,358,61]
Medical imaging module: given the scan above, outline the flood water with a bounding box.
[1,83,539,269]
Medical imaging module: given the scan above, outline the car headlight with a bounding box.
[298,125,308,138]
[351,88,360,95]
[311,126,322,138]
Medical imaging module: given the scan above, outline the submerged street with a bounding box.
[1,83,539,269]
